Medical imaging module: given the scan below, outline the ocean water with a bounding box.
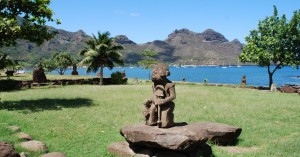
[54,65,300,87]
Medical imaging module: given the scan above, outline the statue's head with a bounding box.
[152,63,170,81]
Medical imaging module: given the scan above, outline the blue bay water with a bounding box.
[53,66,300,87]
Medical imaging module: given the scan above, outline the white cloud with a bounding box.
[129,12,140,17]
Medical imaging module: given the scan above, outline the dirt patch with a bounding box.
[220,146,259,154]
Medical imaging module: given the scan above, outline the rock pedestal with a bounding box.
[189,122,242,145]
[108,122,242,157]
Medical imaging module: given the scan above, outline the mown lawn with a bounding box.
[0,83,299,157]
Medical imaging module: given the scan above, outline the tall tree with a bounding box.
[0,0,60,47]
[79,31,124,85]
[42,52,75,75]
[138,49,158,69]
[239,6,300,89]
[289,9,300,67]
[138,49,158,80]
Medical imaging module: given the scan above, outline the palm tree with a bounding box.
[79,31,124,85]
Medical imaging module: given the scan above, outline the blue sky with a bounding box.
[48,0,300,44]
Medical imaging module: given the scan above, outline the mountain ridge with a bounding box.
[0,27,244,66]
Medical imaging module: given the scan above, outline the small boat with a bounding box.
[237,59,241,67]
[221,62,227,68]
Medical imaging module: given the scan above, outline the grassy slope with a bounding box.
[0,84,299,157]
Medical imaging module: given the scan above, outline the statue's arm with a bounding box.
[144,95,156,107]
[155,84,176,106]
[162,86,176,103]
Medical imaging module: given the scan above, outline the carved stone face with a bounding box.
[152,63,170,81]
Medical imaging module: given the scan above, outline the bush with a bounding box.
[111,71,127,84]
[0,80,22,91]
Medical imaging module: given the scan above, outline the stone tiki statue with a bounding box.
[143,63,175,128]
[241,75,246,86]
[32,64,47,83]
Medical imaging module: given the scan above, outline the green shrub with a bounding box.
[111,71,127,84]
[0,80,22,91]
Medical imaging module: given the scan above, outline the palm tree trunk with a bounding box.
[99,66,104,85]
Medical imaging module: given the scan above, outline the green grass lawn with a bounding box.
[0,83,299,157]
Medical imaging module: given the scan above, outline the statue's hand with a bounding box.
[143,99,151,106]
[154,99,164,106]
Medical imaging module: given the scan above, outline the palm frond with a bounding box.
[111,45,124,51]
[78,31,124,74]
[95,44,109,52]
[85,40,96,49]
[79,48,89,56]
[84,50,99,57]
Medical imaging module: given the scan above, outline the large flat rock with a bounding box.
[188,122,242,145]
[120,123,207,152]
[120,122,242,152]
[107,142,136,157]
[107,141,212,157]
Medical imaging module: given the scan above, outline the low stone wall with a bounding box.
[201,83,270,90]
[48,77,112,85]
[0,78,115,91]
[0,80,23,91]
[280,85,300,95]
[20,78,112,88]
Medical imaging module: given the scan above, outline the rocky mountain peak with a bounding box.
[173,28,196,35]
[150,40,169,46]
[201,29,228,42]
[231,39,241,43]
[73,30,90,42]
[230,39,244,47]
[168,28,196,37]
[76,29,85,34]
[165,28,197,43]
[114,35,136,45]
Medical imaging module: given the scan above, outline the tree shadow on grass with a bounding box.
[0,98,93,113]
